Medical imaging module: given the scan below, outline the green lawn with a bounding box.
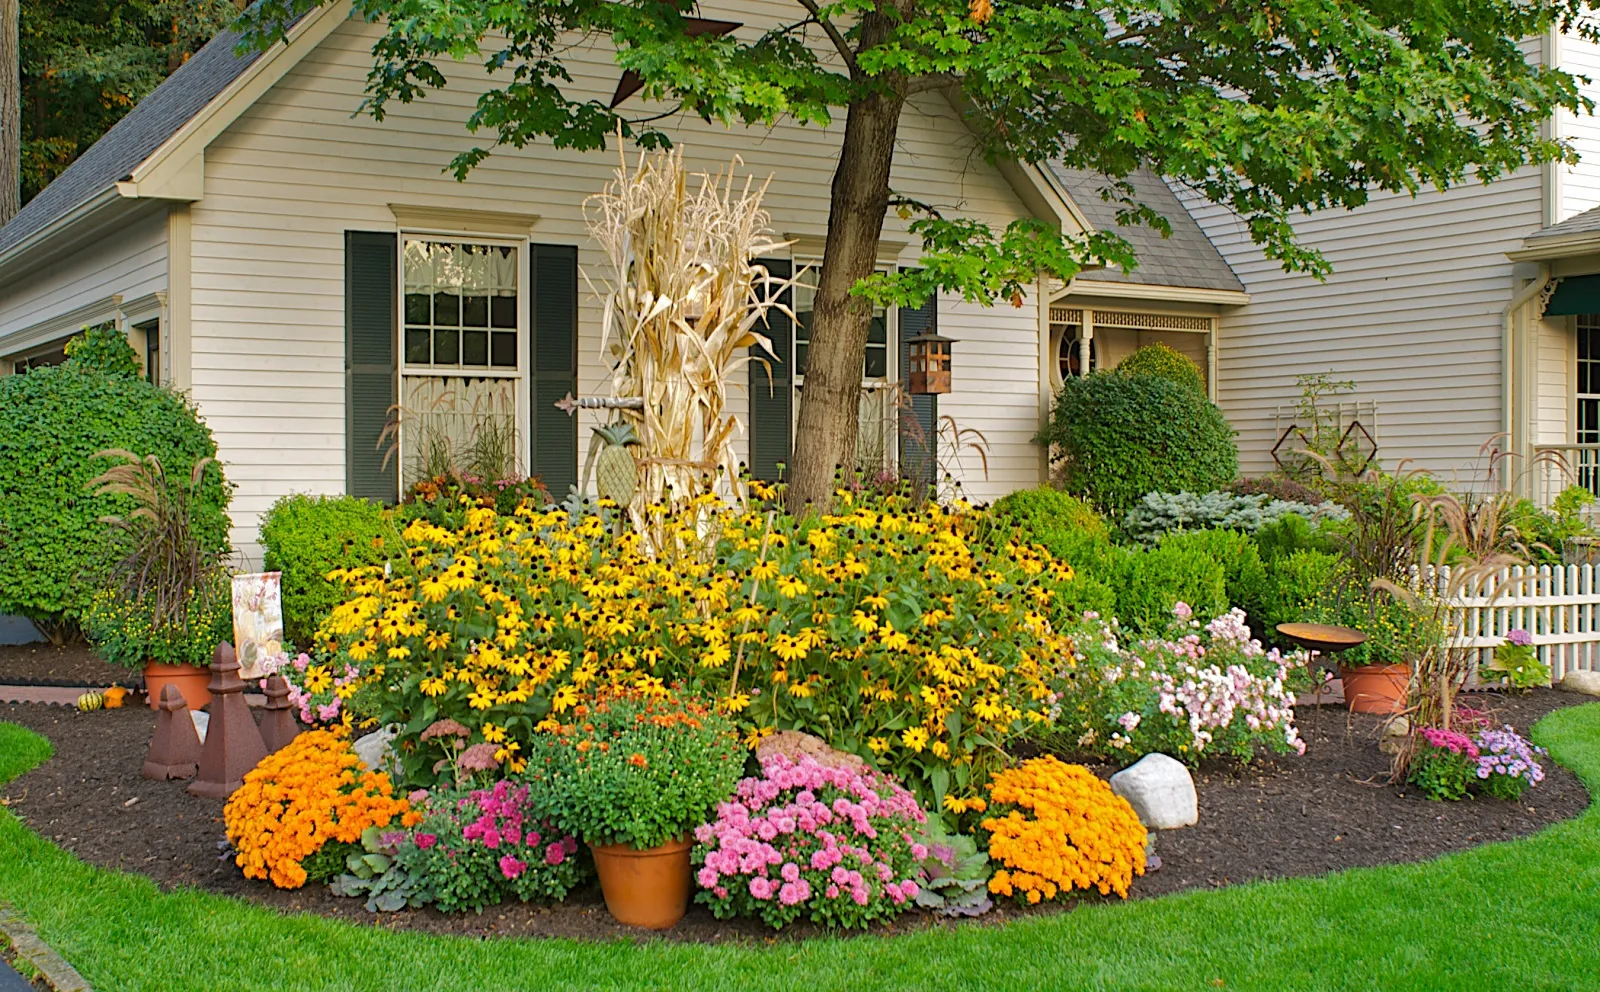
[2,709,1599,992]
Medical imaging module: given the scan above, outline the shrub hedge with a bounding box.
[0,361,230,626]
[1116,343,1206,396]
[1113,538,1229,633]
[259,494,397,648]
[1036,372,1237,519]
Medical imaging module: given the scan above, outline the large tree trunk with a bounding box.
[0,0,17,226]
[786,39,906,512]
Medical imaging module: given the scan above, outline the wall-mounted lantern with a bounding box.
[906,331,954,395]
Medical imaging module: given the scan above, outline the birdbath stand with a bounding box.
[1275,622,1369,712]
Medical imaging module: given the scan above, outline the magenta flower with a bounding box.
[414,833,437,850]
[499,855,526,880]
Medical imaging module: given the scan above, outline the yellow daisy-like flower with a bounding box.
[481,722,507,743]
[534,718,561,733]
[901,727,929,752]
[867,736,890,755]
[467,685,496,710]
[862,593,889,611]
[775,576,808,599]
[850,610,878,633]
[749,561,780,581]
[348,640,376,662]
[425,630,452,651]
[551,684,579,713]
[419,677,447,697]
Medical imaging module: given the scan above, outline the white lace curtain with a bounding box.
[404,241,518,297]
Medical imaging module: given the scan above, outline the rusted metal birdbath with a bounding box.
[1275,622,1368,655]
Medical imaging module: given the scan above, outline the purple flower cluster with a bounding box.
[1506,628,1535,647]
[693,755,927,929]
[456,780,578,876]
[1421,727,1479,758]
[1474,726,1546,786]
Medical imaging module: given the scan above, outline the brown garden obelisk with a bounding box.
[188,642,268,798]
[141,684,202,780]
[258,674,301,753]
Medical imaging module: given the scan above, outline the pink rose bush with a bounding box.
[396,779,586,912]
[1055,606,1309,765]
[693,755,927,929]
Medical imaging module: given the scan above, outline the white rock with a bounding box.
[352,726,398,775]
[1559,670,1600,696]
[1109,753,1198,830]
[189,710,210,745]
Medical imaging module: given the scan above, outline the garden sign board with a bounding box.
[232,572,287,681]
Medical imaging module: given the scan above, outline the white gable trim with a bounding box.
[118,0,354,203]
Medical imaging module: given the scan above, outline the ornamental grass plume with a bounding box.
[981,756,1146,903]
[224,730,419,889]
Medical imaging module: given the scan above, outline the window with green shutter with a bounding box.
[529,243,579,498]
[897,275,937,488]
[345,230,399,503]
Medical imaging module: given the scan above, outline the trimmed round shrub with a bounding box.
[1114,539,1228,633]
[990,487,1118,575]
[0,362,230,627]
[260,494,397,647]
[1159,529,1269,625]
[1116,342,1206,396]
[1037,372,1237,519]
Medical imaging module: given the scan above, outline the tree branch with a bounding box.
[794,0,856,72]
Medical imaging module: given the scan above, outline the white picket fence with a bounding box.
[1438,564,1600,682]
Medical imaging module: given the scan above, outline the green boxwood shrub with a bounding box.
[0,361,230,628]
[989,487,1119,575]
[260,494,398,646]
[1257,549,1346,647]
[1114,540,1229,634]
[1116,342,1206,396]
[1036,372,1238,519]
[1159,529,1269,628]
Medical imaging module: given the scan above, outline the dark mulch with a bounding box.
[0,689,1591,943]
[0,642,138,689]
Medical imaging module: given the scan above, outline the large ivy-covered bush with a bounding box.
[0,361,230,627]
[1037,372,1238,518]
[260,494,397,648]
[1116,343,1206,396]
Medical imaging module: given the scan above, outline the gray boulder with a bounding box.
[1109,753,1198,830]
[1559,670,1600,696]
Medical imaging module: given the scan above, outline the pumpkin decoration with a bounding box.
[76,691,105,712]
[102,686,129,709]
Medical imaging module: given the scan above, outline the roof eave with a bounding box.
[1507,234,1600,262]
[1054,278,1249,307]
[0,187,139,280]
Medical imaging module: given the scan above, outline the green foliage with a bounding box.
[1410,744,1477,802]
[329,826,434,914]
[1037,372,1238,519]
[1227,476,1328,505]
[1486,642,1551,691]
[523,689,745,850]
[910,823,992,917]
[1254,513,1334,562]
[1123,491,1346,545]
[1505,488,1597,565]
[63,324,142,377]
[21,0,234,202]
[1159,530,1269,626]
[238,0,1596,301]
[0,363,230,625]
[259,495,397,648]
[1113,540,1229,634]
[1308,592,1444,668]
[1116,344,1205,396]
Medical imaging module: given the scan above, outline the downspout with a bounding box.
[1503,266,1551,491]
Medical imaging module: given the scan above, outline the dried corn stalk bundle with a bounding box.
[583,146,795,546]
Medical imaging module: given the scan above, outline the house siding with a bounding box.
[1558,30,1600,222]
[1187,167,1545,479]
[0,211,168,350]
[188,9,1043,551]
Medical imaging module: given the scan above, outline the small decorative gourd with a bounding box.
[76,691,104,712]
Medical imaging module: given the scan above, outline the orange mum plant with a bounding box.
[981,755,1147,903]
[224,729,420,889]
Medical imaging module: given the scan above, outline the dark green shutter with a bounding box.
[898,277,937,488]
[345,231,398,503]
[530,244,579,498]
[750,257,793,481]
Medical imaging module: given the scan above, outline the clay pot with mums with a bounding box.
[589,837,693,929]
[143,661,212,711]
[1338,662,1411,715]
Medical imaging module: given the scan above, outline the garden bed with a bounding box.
[0,642,138,689]
[1,687,1588,942]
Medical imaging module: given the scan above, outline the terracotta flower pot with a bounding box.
[144,661,212,711]
[589,837,693,929]
[1338,663,1411,715]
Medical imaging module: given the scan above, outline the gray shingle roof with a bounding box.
[0,30,263,255]
[1048,163,1244,294]
[1524,203,1600,243]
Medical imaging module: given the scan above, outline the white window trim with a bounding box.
[395,231,531,483]
[791,257,900,468]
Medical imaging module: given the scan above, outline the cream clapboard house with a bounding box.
[0,0,1245,558]
[1182,32,1600,501]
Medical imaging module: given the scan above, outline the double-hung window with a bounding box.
[792,262,898,472]
[399,238,525,487]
